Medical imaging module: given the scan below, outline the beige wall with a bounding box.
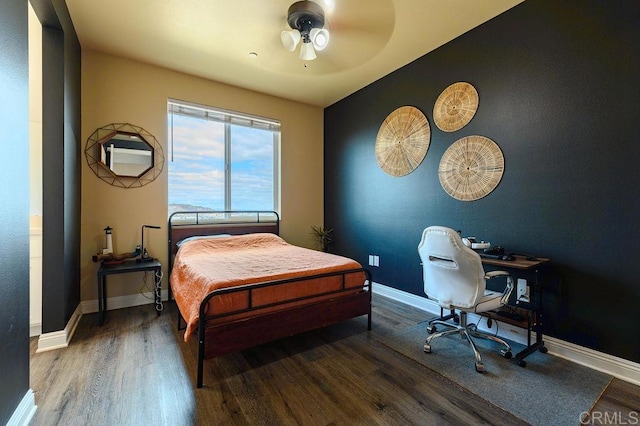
[81,51,324,302]
[29,3,43,333]
[29,3,42,217]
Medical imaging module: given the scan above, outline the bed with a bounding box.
[168,211,372,388]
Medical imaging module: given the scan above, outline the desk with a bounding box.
[97,259,162,325]
[481,254,549,367]
[480,254,549,271]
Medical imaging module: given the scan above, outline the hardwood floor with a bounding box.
[586,378,640,425]
[29,295,638,425]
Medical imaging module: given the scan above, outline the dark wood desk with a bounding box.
[480,254,549,270]
[97,259,162,325]
[481,254,550,367]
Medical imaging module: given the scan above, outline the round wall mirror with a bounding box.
[85,123,164,188]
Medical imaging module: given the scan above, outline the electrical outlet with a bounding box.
[517,278,529,303]
[374,255,380,267]
[368,255,374,266]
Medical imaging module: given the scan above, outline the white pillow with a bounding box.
[176,234,231,247]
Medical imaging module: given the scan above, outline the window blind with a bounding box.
[168,99,280,132]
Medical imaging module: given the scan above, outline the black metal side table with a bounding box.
[97,259,162,325]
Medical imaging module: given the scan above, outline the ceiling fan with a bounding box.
[259,0,394,74]
[280,1,331,61]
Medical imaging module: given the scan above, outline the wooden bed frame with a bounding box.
[168,211,372,388]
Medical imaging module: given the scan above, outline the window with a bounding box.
[167,100,280,217]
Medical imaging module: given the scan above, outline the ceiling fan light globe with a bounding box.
[299,41,317,60]
[310,28,329,50]
[281,29,301,51]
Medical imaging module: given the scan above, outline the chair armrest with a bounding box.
[485,271,514,305]
[485,270,509,279]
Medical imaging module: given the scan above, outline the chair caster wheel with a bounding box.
[500,349,512,359]
[517,359,527,367]
[423,344,432,353]
[426,325,436,334]
[475,362,485,373]
[539,346,548,354]
[453,316,460,324]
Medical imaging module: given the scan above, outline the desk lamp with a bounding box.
[137,224,161,262]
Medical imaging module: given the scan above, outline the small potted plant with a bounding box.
[310,225,333,252]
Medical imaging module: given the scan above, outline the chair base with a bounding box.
[426,307,459,333]
[424,312,512,372]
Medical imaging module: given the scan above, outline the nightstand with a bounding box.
[97,259,162,325]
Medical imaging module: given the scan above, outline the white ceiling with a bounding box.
[65,0,524,107]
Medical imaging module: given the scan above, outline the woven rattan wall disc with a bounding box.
[433,82,479,132]
[438,135,504,201]
[375,106,431,177]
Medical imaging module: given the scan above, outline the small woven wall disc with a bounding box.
[438,135,504,201]
[433,82,479,132]
[375,106,431,177]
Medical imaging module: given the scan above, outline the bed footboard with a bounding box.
[196,268,372,388]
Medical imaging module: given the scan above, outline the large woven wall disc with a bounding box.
[433,82,479,132]
[439,135,504,201]
[375,106,431,177]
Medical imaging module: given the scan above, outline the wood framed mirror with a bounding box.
[85,123,164,188]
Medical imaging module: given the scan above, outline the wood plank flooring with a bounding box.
[586,378,640,425]
[29,295,639,425]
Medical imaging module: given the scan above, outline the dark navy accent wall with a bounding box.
[0,1,29,422]
[325,0,640,362]
[31,0,82,333]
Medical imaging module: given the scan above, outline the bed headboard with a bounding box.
[168,210,280,270]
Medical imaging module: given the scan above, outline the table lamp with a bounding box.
[137,224,161,262]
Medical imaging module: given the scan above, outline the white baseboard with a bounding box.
[6,389,36,426]
[36,304,82,353]
[34,290,168,352]
[372,282,640,386]
[80,289,169,314]
[29,322,41,338]
[33,290,168,354]
[544,336,640,386]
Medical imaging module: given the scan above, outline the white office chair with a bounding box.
[418,226,514,372]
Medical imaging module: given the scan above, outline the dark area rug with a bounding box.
[376,321,612,426]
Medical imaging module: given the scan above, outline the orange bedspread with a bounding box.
[170,233,364,341]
